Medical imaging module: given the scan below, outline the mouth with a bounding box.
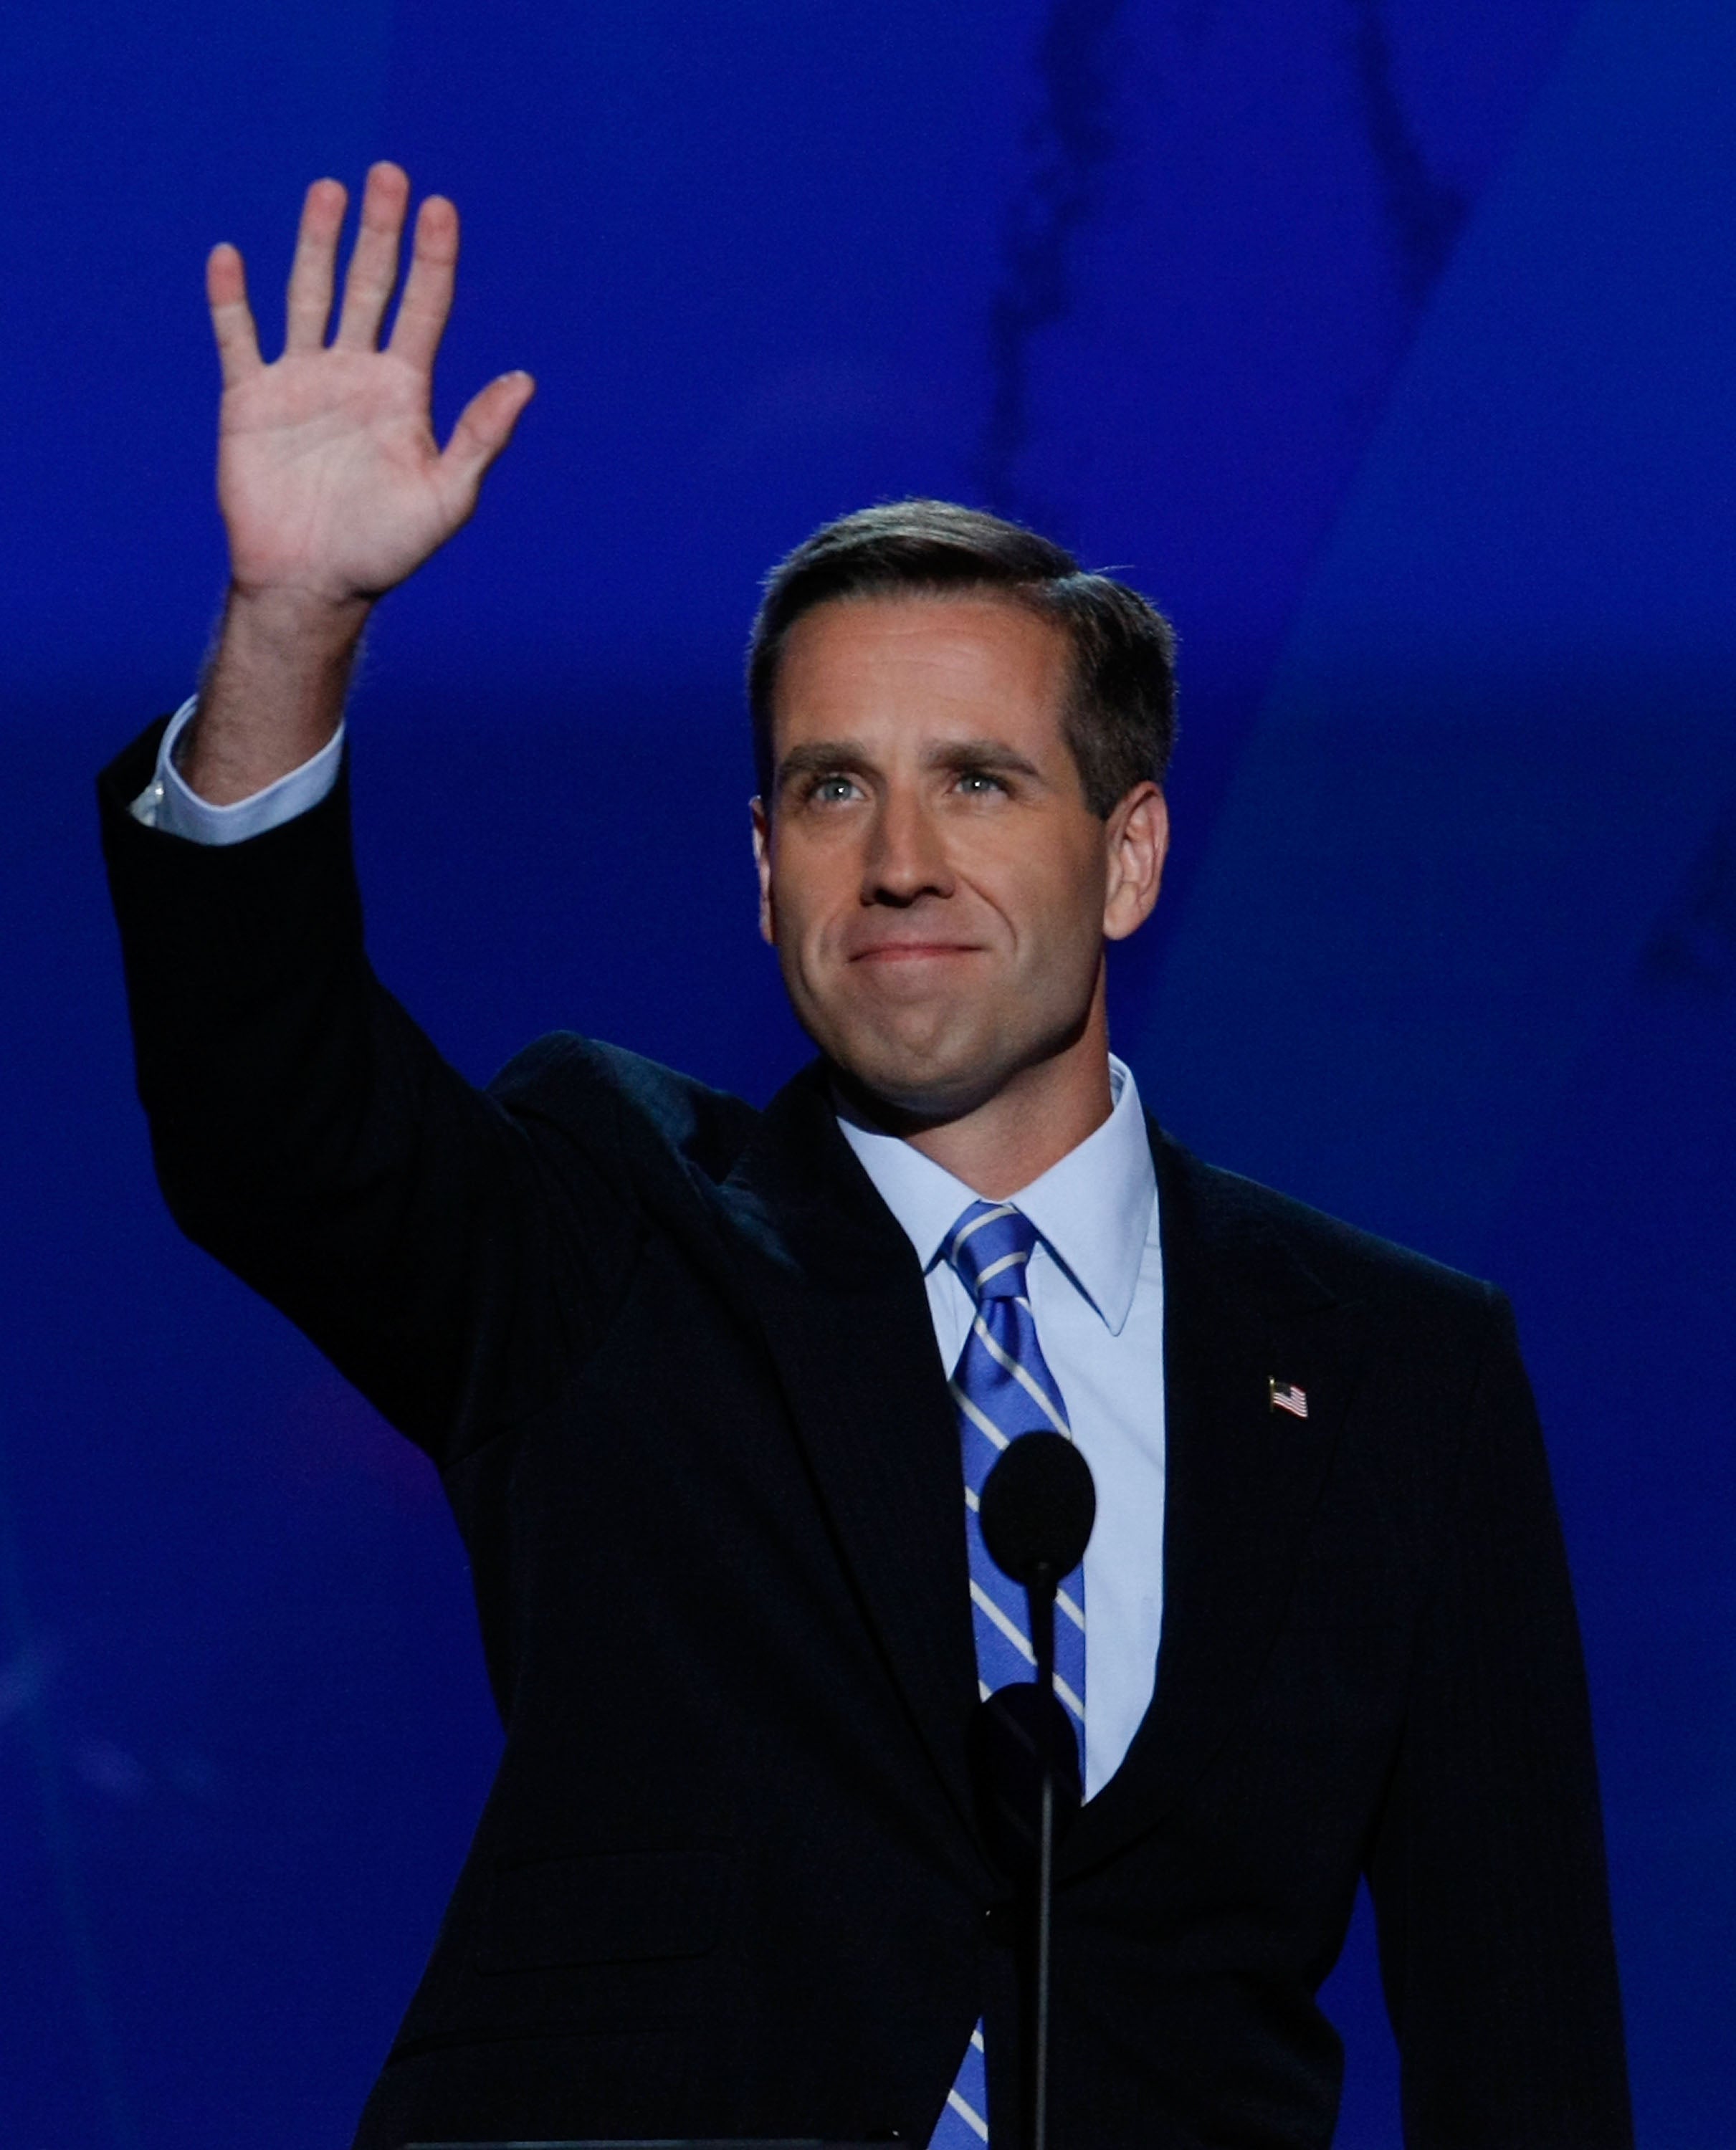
[848,941,981,964]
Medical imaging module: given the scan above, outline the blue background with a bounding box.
[3,1,1732,2141]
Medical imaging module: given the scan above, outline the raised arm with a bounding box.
[184,162,535,802]
[99,171,647,1466]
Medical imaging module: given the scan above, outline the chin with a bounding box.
[825,1022,1022,1127]
[790,965,1093,1127]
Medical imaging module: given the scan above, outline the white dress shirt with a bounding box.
[130,694,347,843]
[133,702,1170,1798]
[839,1069,1165,1800]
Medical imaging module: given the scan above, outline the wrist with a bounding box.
[221,580,373,664]
[178,587,368,806]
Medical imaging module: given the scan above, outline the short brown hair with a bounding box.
[747,500,1178,817]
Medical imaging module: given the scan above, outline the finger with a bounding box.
[284,178,347,352]
[335,161,411,350]
[386,195,459,375]
[206,243,262,386]
[438,371,537,499]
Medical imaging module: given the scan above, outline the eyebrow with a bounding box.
[929,738,1044,779]
[775,739,872,791]
[773,736,1045,792]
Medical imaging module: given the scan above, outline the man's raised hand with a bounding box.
[209,162,534,613]
[180,166,533,804]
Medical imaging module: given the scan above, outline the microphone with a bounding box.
[977,1432,1096,2150]
[978,1429,1095,1586]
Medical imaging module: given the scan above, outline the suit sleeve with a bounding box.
[97,717,642,1466]
[1364,1290,1633,2149]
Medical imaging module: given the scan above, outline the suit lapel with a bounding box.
[1062,1128,1363,1878]
[710,1064,982,1836]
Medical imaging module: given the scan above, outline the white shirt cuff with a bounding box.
[129,695,345,846]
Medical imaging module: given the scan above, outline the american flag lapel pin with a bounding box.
[1269,1377,1309,1419]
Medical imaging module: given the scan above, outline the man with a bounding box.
[100,164,1630,2147]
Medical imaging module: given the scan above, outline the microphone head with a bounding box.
[979,1430,1096,1585]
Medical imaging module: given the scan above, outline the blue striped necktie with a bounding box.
[930,1200,1086,2149]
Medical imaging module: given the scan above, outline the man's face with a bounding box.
[752,593,1165,1121]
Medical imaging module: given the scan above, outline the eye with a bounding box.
[954,768,1008,796]
[807,773,862,805]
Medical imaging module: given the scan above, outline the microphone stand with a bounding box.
[976,1427,1094,2150]
[1025,1559,1059,2150]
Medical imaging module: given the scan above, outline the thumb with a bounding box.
[439,370,537,499]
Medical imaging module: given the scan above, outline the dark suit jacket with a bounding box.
[100,719,1631,2149]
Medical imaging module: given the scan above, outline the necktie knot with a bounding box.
[948,1200,1040,1305]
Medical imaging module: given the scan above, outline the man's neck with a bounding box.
[840,996,1116,1200]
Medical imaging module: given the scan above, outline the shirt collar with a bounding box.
[836,1055,1155,1337]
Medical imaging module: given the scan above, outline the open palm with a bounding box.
[209,163,533,606]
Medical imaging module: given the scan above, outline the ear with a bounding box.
[750,796,775,944]
[1102,782,1168,942]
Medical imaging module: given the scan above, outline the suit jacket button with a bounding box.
[983,1901,1017,1946]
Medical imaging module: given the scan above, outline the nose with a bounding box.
[862,782,953,907]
